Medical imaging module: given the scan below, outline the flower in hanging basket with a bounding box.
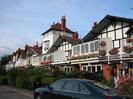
[109,48,119,55]
[123,45,132,53]
[100,41,106,46]
[99,50,106,56]
[126,38,133,43]
[131,46,133,51]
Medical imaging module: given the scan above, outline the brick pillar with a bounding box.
[102,64,112,81]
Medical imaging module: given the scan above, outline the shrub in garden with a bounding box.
[0,75,8,85]
[101,79,115,88]
[82,71,103,82]
[6,68,19,86]
[42,77,56,85]
[116,78,133,97]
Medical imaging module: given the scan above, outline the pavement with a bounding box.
[0,85,33,99]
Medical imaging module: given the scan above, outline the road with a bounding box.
[0,85,33,99]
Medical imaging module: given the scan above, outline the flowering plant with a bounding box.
[99,50,106,56]
[126,38,133,43]
[100,41,106,46]
[109,48,119,55]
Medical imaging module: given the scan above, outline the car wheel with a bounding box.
[36,94,41,99]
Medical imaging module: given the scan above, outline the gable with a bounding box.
[83,15,133,42]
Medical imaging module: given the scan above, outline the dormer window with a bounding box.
[44,40,50,50]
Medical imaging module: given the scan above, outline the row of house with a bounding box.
[6,15,133,81]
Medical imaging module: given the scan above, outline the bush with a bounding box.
[116,79,133,97]
[42,77,56,85]
[15,76,23,88]
[82,71,103,82]
[0,75,8,85]
[102,79,115,88]
[6,68,19,86]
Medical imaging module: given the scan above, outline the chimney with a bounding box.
[92,22,97,28]
[34,41,38,48]
[72,32,79,39]
[61,16,66,31]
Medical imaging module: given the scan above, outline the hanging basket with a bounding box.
[100,41,106,46]
[123,45,132,53]
[99,50,106,56]
[126,38,133,43]
[109,48,119,55]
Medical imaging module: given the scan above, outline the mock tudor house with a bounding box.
[40,16,81,73]
[5,43,42,70]
[5,15,133,82]
[70,15,133,81]
[25,44,42,67]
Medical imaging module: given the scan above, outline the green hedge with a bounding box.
[42,77,56,85]
[0,75,8,85]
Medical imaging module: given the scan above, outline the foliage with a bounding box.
[0,75,8,85]
[0,55,10,75]
[6,68,19,86]
[82,71,103,82]
[101,79,115,88]
[109,48,119,55]
[99,50,106,56]
[100,41,106,46]
[42,77,56,85]
[116,79,133,97]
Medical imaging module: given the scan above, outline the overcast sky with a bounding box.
[0,0,133,56]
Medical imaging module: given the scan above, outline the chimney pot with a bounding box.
[92,22,97,28]
[61,16,66,31]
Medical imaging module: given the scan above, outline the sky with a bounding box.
[0,0,133,57]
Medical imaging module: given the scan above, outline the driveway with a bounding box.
[0,85,33,99]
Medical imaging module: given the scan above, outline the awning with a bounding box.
[40,60,53,65]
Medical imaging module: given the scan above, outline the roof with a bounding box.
[126,27,133,35]
[47,35,81,53]
[31,46,42,55]
[42,23,75,35]
[83,15,133,42]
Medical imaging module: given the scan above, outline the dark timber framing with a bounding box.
[83,15,133,42]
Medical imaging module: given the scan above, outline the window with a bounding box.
[113,40,120,48]
[70,68,73,72]
[79,84,90,94]
[95,41,99,51]
[97,66,101,72]
[88,67,91,72]
[83,67,86,71]
[90,42,94,52]
[81,44,85,54]
[92,66,95,72]
[85,43,89,53]
[44,57,47,61]
[50,80,65,90]
[44,40,50,49]
[62,81,79,92]
[90,41,99,52]
[116,29,122,39]
[77,46,80,55]
[81,43,89,54]
[73,46,77,55]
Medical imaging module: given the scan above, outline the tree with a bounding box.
[0,55,10,75]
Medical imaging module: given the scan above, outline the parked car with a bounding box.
[34,78,130,99]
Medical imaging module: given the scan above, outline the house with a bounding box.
[41,16,79,54]
[71,15,133,81]
[5,43,42,70]
[41,16,81,73]
[24,44,42,67]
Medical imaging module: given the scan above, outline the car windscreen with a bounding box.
[86,81,115,96]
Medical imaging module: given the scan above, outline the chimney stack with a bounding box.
[92,22,97,28]
[61,16,66,31]
[72,32,79,39]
